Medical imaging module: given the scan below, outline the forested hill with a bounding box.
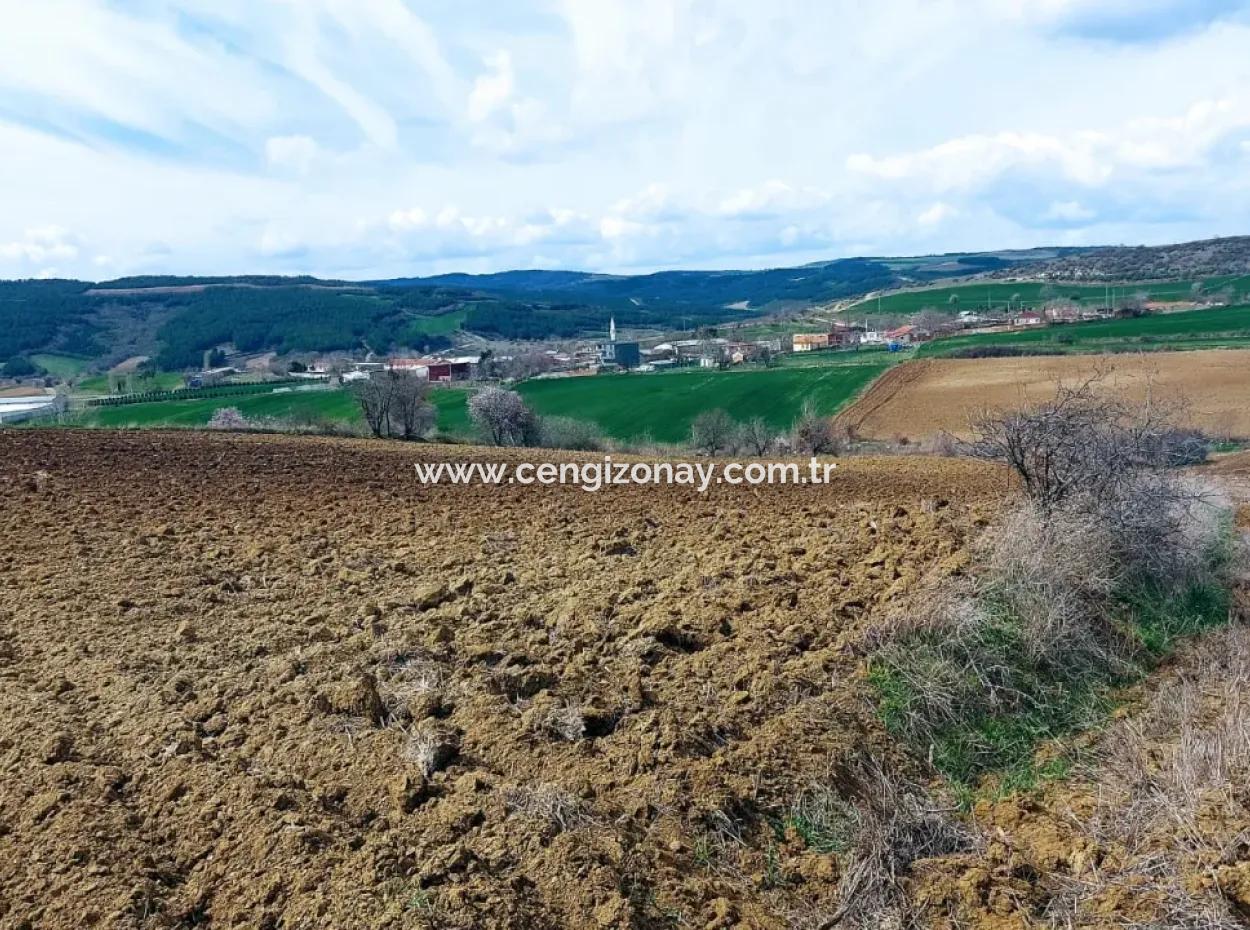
[3,236,1245,373]
[0,258,915,370]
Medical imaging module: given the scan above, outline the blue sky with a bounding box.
[2,0,1250,280]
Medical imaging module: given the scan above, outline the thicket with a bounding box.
[869,376,1236,794]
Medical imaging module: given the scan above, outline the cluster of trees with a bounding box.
[1028,236,1250,282]
[689,404,842,456]
[352,370,436,440]
[0,280,100,361]
[1,356,44,378]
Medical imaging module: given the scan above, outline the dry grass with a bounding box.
[824,756,976,929]
[1042,626,1250,928]
[502,783,590,832]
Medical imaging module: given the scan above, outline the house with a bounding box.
[387,357,475,382]
[0,393,61,424]
[830,329,862,349]
[861,330,885,345]
[884,325,919,345]
[792,333,831,352]
[1044,304,1081,324]
[1014,312,1044,327]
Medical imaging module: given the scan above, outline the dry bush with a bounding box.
[965,371,1209,511]
[871,472,1233,784]
[529,701,586,742]
[691,408,737,455]
[739,417,777,456]
[824,755,976,929]
[403,726,457,776]
[353,370,435,440]
[1043,626,1250,928]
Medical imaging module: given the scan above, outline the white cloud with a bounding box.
[848,99,1250,193]
[1045,200,1096,222]
[717,181,829,218]
[917,202,956,226]
[0,226,81,265]
[265,135,320,175]
[468,51,515,123]
[2,2,1250,277]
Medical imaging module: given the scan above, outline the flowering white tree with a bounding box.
[208,407,248,430]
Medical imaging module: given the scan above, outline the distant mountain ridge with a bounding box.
[0,236,1244,374]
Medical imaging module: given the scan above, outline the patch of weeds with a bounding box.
[692,833,717,871]
[781,785,856,854]
[868,509,1237,801]
[405,887,436,914]
[1128,577,1231,656]
[762,842,786,889]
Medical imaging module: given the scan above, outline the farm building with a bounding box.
[792,333,831,352]
[0,393,63,424]
[387,357,476,382]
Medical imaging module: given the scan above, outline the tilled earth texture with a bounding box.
[836,349,1250,443]
[0,431,1001,930]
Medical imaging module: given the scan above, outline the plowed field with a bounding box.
[4,431,1247,929]
[837,349,1250,442]
[0,431,999,929]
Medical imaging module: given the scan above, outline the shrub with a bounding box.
[2,356,42,378]
[965,372,1206,510]
[537,416,605,451]
[826,755,976,927]
[871,379,1237,789]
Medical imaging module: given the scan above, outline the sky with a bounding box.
[2,0,1250,281]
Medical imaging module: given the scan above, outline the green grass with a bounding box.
[30,354,90,379]
[428,387,472,435]
[869,551,1234,799]
[512,362,889,443]
[846,275,1250,317]
[412,309,467,335]
[50,362,888,445]
[71,386,363,428]
[918,304,1250,356]
[77,370,185,394]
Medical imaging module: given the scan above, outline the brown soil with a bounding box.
[0,430,998,930]
[838,350,1250,442]
[3,430,1246,929]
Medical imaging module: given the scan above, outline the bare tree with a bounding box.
[690,409,736,455]
[389,372,435,440]
[469,386,537,446]
[353,374,397,438]
[791,402,840,454]
[353,370,434,440]
[738,417,776,456]
[912,309,955,337]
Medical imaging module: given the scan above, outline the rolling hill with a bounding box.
[3,236,1249,376]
